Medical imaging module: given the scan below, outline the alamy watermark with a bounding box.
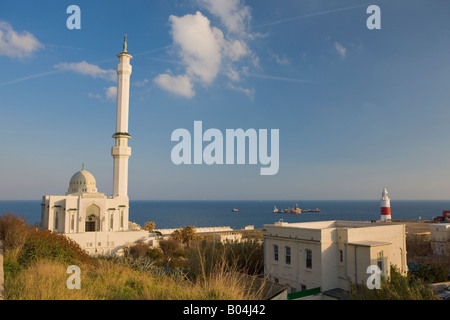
[366,265,382,290]
[170,121,279,175]
[66,265,81,289]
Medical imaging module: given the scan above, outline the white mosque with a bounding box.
[40,37,150,255]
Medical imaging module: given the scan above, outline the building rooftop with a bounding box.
[266,220,399,230]
[347,240,392,247]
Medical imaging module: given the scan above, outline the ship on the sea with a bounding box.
[274,203,302,214]
[273,203,320,214]
[302,208,321,212]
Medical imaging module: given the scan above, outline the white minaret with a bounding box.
[380,187,391,221]
[112,35,132,198]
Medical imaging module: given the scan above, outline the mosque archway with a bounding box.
[85,204,100,232]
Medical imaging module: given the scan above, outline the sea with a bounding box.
[0,200,448,230]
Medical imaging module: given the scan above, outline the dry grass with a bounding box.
[5,258,265,300]
[1,213,266,300]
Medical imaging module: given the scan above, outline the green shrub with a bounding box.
[0,213,92,271]
[351,265,440,300]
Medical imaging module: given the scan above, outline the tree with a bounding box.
[143,221,156,232]
[181,226,198,248]
[171,228,183,242]
[171,226,199,248]
[159,238,186,269]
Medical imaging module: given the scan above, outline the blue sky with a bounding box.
[1,0,450,200]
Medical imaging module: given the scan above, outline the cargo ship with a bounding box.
[274,203,301,214]
[302,208,321,212]
[273,204,320,214]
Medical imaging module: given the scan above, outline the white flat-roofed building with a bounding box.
[263,220,407,297]
[430,223,450,257]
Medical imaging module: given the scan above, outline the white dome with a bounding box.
[68,168,98,194]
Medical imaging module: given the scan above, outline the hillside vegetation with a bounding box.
[0,213,265,300]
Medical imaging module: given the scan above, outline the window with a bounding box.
[54,211,59,231]
[339,249,344,263]
[110,214,114,229]
[285,246,291,265]
[274,245,279,261]
[377,251,383,271]
[306,249,312,269]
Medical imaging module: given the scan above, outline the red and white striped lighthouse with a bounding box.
[380,187,391,221]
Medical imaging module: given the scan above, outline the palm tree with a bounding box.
[143,221,155,232]
[181,225,198,248]
[171,228,183,242]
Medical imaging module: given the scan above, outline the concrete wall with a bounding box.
[156,226,233,235]
[430,223,450,257]
[66,230,150,256]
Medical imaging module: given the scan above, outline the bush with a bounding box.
[351,265,440,300]
[185,240,264,279]
[0,213,92,270]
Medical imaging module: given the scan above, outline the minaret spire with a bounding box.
[123,34,127,52]
[112,36,132,198]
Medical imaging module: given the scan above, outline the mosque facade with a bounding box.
[40,38,149,255]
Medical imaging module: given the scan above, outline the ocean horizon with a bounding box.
[1,199,448,230]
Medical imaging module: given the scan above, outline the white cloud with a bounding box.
[154,73,195,98]
[169,11,224,84]
[0,21,43,59]
[88,86,118,101]
[134,79,148,87]
[227,82,254,100]
[105,86,117,101]
[54,61,116,81]
[225,66,240,81]
[155,1,256,98]
[196,0,251,35]
[270,52,290,65]
[334,42,347,59]
[224,38,248,61]
[88,92,102,100]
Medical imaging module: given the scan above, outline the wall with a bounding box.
[66,230,150,256]
[263,221,408,293]
[263,224,323,292]
[156,226,233,235]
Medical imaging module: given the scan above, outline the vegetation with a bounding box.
[0,213,93,275]
[351,265,440,300]
[0,213,266,300]
[4,212,443,300]
[143,221,155,232]
[171,225,199,248]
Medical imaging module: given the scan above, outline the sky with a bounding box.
[1,0,450,201]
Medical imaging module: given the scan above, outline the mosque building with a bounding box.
[40,37,150,255]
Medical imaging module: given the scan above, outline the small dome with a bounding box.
[68,167,98,194]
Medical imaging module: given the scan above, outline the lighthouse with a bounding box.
[380,187,391,221]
